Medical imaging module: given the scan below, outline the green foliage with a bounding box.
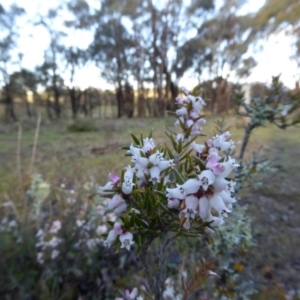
[67,118,98,132]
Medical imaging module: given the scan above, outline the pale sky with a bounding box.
[2,0,299,90]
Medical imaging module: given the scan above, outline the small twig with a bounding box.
[29,112,41,174]
[137,236,156,293]
[16,123,22,186]
[155,233,177,300]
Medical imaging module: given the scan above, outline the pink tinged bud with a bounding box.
[108,173,121,185]
[186,119,194,128]
[207,139,213,147]
[192,142,205,153]
[104,229,117,247]
[176,107,188,116]
[210,194,229,217]
[197,118,206,125]
[113,222,123,235]
[190,123,202,136]
[122,180,134,195]
[206,153,221,169]
[149,166,161,183]
[119,232,134,251]
[189,110,200,119]
[199,196,210,220]
[215,157,239,178]
[182,179,201,194]
[166,185,185,200]
[198,170,215,190]
[167,198,180,209]
[211,163,226,176]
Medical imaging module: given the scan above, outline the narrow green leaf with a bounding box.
[173,168,185,184]
[131,133,140,145]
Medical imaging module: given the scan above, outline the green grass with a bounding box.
[0,114,300,298]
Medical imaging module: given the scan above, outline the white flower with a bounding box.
[198,170,215,190]
[191,142,205,153]
[218,190,236,205]
[124,165,134,181]
[142,137,155,153]
[167,198,180,209]
[122,180,135,194]
[166,185,185,200]
[108,194,127,214]
[49,220,62,234]
[149,166,161,183]
[47,236,62,248]
[125,287,138,299]
[99,181,114,195]
[199,196,210,220]
[96,225,107,235]
[51,249,60,259]
[37,252,44,264]
[128,144,142,156]
[176,133,185,142]
[209,194,230,217]
[149,151,164,165]
[76,219,85,227]
[104,229,117,247]
[158,159,174,171]
[119,232,134,251]
[182,178,201,194]
[176,107,188,116]
[132,155,149,168]
[181,195,198,229]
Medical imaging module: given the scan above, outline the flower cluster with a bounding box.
[175,92,206,141]
[167,131,239,230]
[100,88,239,253]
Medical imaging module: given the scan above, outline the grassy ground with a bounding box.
[0,114,299,298]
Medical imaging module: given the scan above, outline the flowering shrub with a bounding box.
[99,87,240,299]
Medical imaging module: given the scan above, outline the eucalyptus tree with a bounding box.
[179,0,257,113]
[0,4,25,121]
[35,9,66,119]
[64,46,87,118]
[250,0,300,85]
[8,69,38,117]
